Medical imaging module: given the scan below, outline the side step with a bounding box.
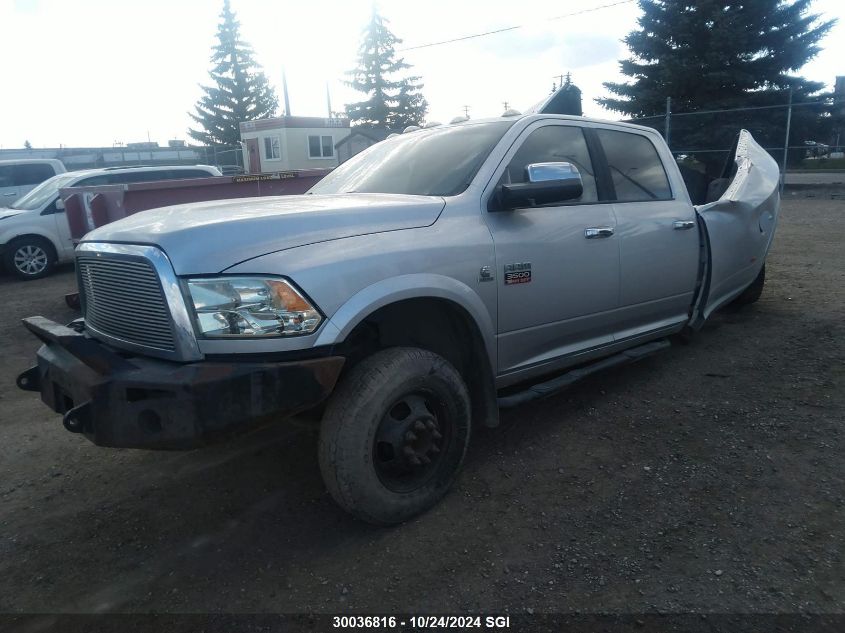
[497,339,671,409]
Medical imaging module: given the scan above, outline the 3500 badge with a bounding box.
[504,262,532,285]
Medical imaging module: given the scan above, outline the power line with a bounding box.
[399,0,636,52]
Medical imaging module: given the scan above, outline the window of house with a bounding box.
[264,136,281,160]
[308,135,334,159]
[596,129,672,202]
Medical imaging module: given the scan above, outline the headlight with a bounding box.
[185,277,322,337]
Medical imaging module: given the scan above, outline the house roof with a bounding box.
[240,116,350,133]
[335,128,395,148]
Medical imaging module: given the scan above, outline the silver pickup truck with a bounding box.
[17,113,780,524]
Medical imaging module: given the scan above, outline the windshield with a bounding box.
[11,173,79,210]
[309,121,514,197]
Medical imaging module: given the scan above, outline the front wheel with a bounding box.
[4,236,57,280]
[318,347,471,525]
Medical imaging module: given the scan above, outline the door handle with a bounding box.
[673,220,695,230]
[584,227,614,239]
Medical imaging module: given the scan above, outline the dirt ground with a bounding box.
[0,198,843,618]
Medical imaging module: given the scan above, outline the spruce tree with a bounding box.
[188,0,278,147]
[345,9,428,129]
[598,0,834,166]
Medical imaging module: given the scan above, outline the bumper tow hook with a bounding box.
[63,402,93,434]
[16,366,41,392]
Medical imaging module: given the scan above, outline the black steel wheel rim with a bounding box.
[373,391,451,493]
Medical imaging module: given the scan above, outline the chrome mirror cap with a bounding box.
[525,162,581,184]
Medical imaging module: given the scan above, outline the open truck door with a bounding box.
[693,130,780,323]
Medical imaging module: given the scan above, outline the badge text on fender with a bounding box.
[504,262,532,285]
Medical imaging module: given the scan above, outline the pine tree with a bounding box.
[188,0,278,147]
[23,140,32,150]
[345,9,428,129]
[598,0,835,165]
[600,0,833,116]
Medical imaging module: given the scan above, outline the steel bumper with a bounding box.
[17,316,345,450]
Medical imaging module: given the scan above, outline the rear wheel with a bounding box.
[318,347,471,525]
[732,263,766,306]
[4,237,56,280]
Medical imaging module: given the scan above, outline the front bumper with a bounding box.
[17,316,345,450]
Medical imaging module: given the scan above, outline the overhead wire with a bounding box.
[399,0,636,52]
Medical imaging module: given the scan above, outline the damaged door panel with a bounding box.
[694,129,780,320]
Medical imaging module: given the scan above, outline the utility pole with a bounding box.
[326,83,332,119]
[664,97,671,148]
[282,68,291,117]
[463,105,470,118]
[502,101,510,111]
[780,88,793,193]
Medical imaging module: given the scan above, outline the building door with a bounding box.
[246,138,262,174]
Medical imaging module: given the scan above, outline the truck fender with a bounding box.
[1,226,60,255]
[314,273,500,427]
[315,273,496,366]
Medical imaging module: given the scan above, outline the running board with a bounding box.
[496,339,671,409]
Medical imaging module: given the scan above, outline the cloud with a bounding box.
[558,34,622,69]
[478,28,619,68]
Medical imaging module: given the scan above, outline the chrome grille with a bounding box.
[78,256,176,352]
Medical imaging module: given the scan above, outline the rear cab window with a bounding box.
[596,129,672,202]
[0,165,13,188]
[13,163,56,186]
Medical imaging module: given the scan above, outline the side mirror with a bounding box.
[500,162,583,210]
[55,198,65,212]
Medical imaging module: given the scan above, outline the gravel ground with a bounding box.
[0,198,843,618]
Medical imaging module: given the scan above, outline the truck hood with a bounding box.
[82,193,445,274]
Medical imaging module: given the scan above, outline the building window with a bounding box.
[264,136,281,160]
[308,135,334,159]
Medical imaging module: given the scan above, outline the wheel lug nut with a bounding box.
[414,420,426,432]
[425,420,436,431]
[405,431,417,442]
[432,430,443,440]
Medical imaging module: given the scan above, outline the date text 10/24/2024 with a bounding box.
[332,615,511,629]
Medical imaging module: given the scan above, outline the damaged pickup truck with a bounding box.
[17,112,779,524]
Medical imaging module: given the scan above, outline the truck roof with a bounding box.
[408,112,659,136]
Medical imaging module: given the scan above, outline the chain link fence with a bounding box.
[623,91,844,190]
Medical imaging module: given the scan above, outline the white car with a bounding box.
[0,164,221,279]
[0,159,66,202]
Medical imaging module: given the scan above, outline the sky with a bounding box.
[1,0,843,149]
